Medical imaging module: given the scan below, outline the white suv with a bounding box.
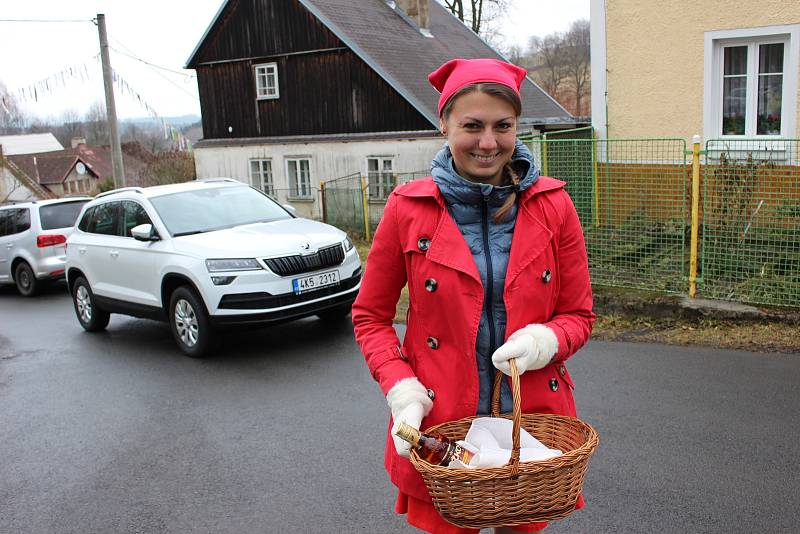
[0,197,91,296]
[66,179,361,357]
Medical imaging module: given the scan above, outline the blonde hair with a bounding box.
[441,83,522,223]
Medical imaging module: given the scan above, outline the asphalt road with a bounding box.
[1,284,799,533]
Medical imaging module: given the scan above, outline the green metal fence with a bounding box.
[319,133,800,309]
[527,137,688,292]
[321,172,364,237]
[701,139,800,307]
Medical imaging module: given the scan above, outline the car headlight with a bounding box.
[343,237,354,252]
[205,258,262,272]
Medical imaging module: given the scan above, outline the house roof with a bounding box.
[186,0,573,126]
[0,133,63,156]
[65,144,148,181]
[7,153,98,185]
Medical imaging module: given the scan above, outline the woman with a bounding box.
[352,58,595,534]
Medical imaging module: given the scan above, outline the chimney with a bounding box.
[397,0,430,31]
[71,137,87,149]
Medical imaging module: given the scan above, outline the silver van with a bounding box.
[0,197,91,296]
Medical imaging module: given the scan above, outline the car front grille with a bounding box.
[263,243,345,276]
[218,273,361,310]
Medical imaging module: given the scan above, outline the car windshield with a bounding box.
[149,185,292,237]
[39,200,90,230]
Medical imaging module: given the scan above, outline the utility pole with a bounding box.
[96,14,125,188]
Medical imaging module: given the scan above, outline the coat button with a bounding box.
[559,364,566,377]
[542,269,552,283]
[426,336,439,350]
[417,237,430,251]
[427,389,435,401]
[424,278,437,292]
[549,378,559,392]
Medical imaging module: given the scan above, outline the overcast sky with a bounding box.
[0,0,589,121]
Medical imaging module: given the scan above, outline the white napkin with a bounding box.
[449,417,562,468]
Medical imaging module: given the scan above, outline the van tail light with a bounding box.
[37,234,67,248]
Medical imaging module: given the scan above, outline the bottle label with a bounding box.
[451,443,474,465]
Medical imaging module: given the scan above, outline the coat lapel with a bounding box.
[505,194,554,291]
[426,208,482,285]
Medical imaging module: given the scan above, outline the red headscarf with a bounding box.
[428,58,527,116]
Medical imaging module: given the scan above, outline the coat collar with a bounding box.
[393,176,566,288]
[394,175,566,203]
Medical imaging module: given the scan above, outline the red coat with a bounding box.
[352,176,595,502]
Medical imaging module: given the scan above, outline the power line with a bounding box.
[110,47,196,78]
[109,47,199,102]
[0,18,92,23]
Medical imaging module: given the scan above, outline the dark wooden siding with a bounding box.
[189,0,341,66]
[196,45,434,138]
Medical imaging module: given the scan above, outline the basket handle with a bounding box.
[490,358,522,477]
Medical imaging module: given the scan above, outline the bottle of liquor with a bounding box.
[395,422,474,466]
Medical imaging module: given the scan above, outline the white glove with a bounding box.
[491,324,559,376]
[386,377,433,458]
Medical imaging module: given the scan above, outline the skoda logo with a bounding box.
[299,242,311,251]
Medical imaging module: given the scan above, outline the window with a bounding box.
[705,25,799,140]
[121,201,154,237]
[0,210,8,237]
[367,157,395,200]
[149,186,291,237]
[254,63,279,100]
[250,159,274,196]
[286,158,312,199]
[39,201,89,230]
[86,202,120,236]
[11,208,30,234]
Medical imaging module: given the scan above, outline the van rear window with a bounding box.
[39,201,89,230]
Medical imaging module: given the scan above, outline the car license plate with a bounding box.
[292,270,340,294]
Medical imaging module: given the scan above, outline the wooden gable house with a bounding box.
[187,0,575,218]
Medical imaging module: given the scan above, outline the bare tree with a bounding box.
[439,0,509,36]
[83,101,109,146]
[562,20,591,116]
[0,80,30,134]
[527,33,567,98]
[522,19,590,116]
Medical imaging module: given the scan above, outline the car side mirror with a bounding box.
[282,203,297,216]
[131,223,160,242]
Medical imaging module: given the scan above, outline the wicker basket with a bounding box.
[408,360,599,529]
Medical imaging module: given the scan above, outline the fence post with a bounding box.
[361,175,371,241]
[592,130,600,227]
[689,134,701,298]
[319,180,327,223]
[541,132,549,176]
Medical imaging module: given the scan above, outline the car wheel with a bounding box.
[14,261,39,297]
[316,303,352,322]
[72,277,110,332]
[169,286,214,358]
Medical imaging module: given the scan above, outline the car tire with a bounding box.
[72,276,110,332]
[316,303,353,322]
[169,286,214,358]
[14,261,39,297]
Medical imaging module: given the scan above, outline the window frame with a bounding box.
[254,62,280,100]
[366,156,396,201]
[249,158,275,197]
[285,157,313,200]
[704,24,799,141]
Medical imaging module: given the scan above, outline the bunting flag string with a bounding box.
[5,55,193,153]
[111,69,193,153]
[11,55,101,105]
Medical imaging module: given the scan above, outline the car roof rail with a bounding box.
[195,177,240,184]
[95,186,145,199]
